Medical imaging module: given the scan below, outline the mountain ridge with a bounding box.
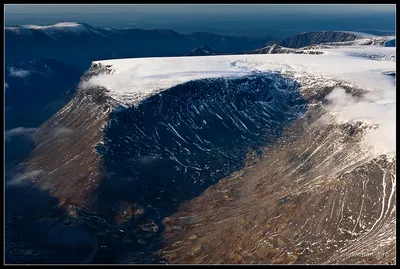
[5,22,275,68]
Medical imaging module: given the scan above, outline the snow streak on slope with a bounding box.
[83,47,395,155]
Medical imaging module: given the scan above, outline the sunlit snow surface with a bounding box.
[85,46,395,155]
[320,46,396,61]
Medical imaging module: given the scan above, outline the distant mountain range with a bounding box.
[186,31,395,56]
[6,23,395,65]
[5,22,275,68]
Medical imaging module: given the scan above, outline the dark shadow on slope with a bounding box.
[384,39,395,47]
[5,168,98,264]
[92,73,308,263]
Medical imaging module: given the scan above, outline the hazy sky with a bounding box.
[4,4,395,37]
[4,4,396,15]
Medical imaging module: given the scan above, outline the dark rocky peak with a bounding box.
[276,31,360,48]
[82,62,115,82]
[186,45,217,56]
[384,39,396,47]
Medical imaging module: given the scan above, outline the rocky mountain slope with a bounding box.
[6,46,395,264]
[5,24,396,264]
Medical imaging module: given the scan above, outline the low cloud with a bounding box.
[325,86,395,154]
[5,82,9,89]
[8,67,30,78]
[5,127,38,141]
[5,127,74,142]
[6,169,45,186]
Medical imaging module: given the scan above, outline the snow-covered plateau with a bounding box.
[86,46,395,103]
[84,45,395,155]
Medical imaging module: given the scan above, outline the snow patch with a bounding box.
[8,67,30,78]
[7,170,44,186]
